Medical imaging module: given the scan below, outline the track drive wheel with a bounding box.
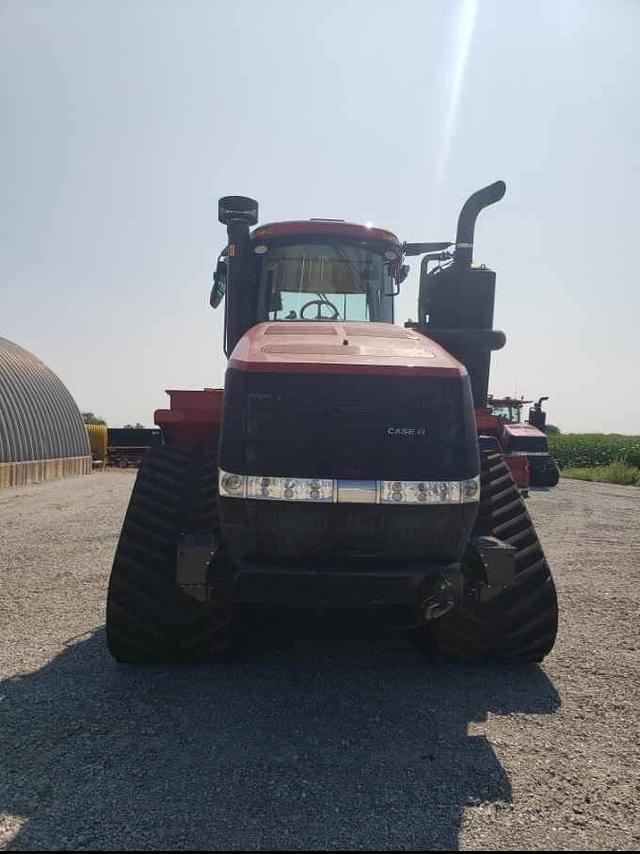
[423,451,559,664]
[106,446,236,663]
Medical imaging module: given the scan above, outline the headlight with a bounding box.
[220,472,246,497]
[245,475,333,502]
[219,470,480,505]
[461,476,480,502]
[379,480,462,505]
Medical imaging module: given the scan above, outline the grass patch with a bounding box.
[562,459,640,486]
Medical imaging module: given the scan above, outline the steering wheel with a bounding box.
[299,299,340,320]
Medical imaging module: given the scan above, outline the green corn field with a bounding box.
[548,434,640,469]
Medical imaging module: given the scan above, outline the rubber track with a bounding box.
[428,451,559,663]
[106,446,235,663]
[530,464,561,487]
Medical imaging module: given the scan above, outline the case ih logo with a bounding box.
[386,427,427,437]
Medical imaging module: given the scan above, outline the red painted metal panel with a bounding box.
[502,422,546,440]
[155,388,223,449]
[505,453,530,490]
[475,408,501,433]
[164,388,223,414]
[228,322,466,378]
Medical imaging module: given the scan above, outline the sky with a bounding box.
[1,0,639,433]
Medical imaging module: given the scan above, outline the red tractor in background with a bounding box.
[485,396,560,488]
[106,181,558,665]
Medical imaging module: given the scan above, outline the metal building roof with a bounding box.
[0,337,90,463]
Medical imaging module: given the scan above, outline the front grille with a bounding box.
[221,369,478,482]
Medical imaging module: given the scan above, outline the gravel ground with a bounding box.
[0,471,638,851]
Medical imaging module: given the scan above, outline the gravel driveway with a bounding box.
[1,471,638,850]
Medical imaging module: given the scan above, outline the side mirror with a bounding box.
[397,264,410,284]
[210,260,227,308]
[384,261,410,297]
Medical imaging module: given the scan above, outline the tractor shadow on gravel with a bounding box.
[1,621,560,851]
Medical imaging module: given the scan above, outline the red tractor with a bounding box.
[106,182,558,664]
[485,396,561,488]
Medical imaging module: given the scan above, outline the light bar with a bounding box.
[219,470,480,505]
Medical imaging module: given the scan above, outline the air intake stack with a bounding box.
[218,195,259,355]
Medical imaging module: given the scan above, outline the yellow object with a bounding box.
[86,423,108,461]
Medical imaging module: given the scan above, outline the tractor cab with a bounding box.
[487,395,528,424]
[253,221,405,324]
[211,215,406,353]
[211,190,508,407]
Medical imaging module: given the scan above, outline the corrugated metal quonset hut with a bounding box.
[0,337,92,488]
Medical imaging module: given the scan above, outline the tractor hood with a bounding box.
[228,322,467,378]
[502,422,550,455]
[503,423,546,440]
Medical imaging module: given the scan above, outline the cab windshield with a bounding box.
[491,404,523,423]
[257,241,395,323]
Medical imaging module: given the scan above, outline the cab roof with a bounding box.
[488,396,532,407]
[251,220,401,247]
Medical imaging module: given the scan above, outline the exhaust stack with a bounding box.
[528,397,549,430]
[454,180,506,269]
